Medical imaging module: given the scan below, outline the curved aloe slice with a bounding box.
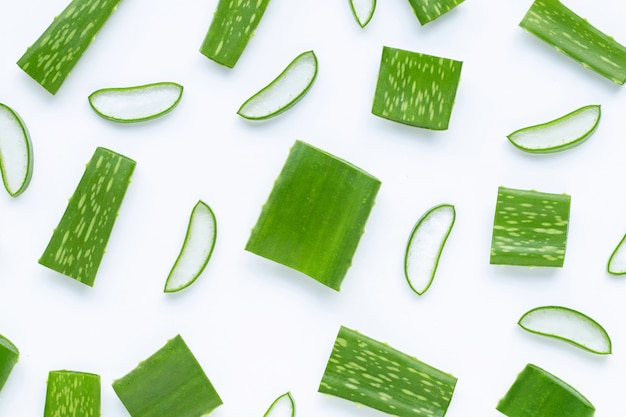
[263,392,295,417]
[89,82,183,123]
[607,233,626,275]
[518,306,611,354]
[238,51,317,120]
[164,200,217,293]
[0,334,18,392]
[350,0,376,28]
[0,104,33,197]
[507,105,600,153]
[404,204,455,295]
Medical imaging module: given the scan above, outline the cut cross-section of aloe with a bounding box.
[0,334,18,393]
[507,105,600,153]
[497,363,595,417]
[17,0,122,94]
[200,0,271,68]
[164,200,217,293]
[372,46,462,130]
[245,140,381,291]
[404,204,455,295]
[0,104,33,197]
[490,186,571,267]
[44,370,100,417]
[607,233,626,275]
[88,82,184,123]
[520,0,626,84]
[39,147,136,286]
[237,51,318,120]
[407,0,464,25]
[518,306,611,354]
[350,0,376,28]
[263,392,295,417]
[319,326,457,417]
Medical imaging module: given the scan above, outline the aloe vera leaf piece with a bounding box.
[237,51,318,120]
[88,82,184,123]
[199,0,271,68]
[372,46,462,130]
[519,0,626,84]
[17,0,122,94]
[350,0,376,28]
[112,335,222,417]
[245,140,381,291]
[38,147,136,286]
[164,200,217,293]
[490,186,571,267]
[407,0,464,25]
[0,334,18,392]
[518,306,611,354]
[0,104,33,197]
[507,105,600,153]
[608,233,626,274]
[404,204,455,295]
[263,392,295,417]
[497,363,595,417]
[44,371,100,417]
[319,326,457,417]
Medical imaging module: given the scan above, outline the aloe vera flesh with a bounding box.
[497,363,594,417]
[17,0,122,94]
[44,371,100,417]
[245,140,381,291]
[319,326,457,417]
[372,47,462,130]
[519,0,626,84]
[39,147,136,286]
[0,335,18,392]
[408,0,464,25]
[200,0,271,68]
[490,187,571,267]
[112,335,222,417]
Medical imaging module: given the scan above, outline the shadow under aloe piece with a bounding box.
[245,140,381,291]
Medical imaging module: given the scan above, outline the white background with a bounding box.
[1,0,626,415]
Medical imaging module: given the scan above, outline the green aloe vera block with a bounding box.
[44,371,100,417]
[245,140,381,291]
[17,0,122,94]
[39,147,136,286]
[408,0,464,25]
[0,334,18,392]
[112,335,222,417]
[372,46,462,130]
[490,186,571,267]
[319,326,457,417]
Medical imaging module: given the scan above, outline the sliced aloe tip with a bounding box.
[350,0,376,27]
[0,104,33,197]
[607,233,626,275]
[264,392,295,417]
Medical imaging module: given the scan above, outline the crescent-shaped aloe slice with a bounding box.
[88,82,183,123]
[44,371,100,417]
[608,232,626,274]
[0,334,18,392]
[404,204,455,295]
[507,105,600,153]
[164,200,217,293]
[0,104,33,197]
[350,0,376,28]
[518,306,611,354]
[238,51,317,120]
[263,392,295,417]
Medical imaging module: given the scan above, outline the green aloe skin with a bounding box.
[44,371,100,417]
[0,335,18,393]
[408,0,464,25]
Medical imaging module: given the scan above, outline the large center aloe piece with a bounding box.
[245,140,381,291]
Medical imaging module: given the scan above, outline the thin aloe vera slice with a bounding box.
[490,186,571,267]
[164,200,217,293]
[408,0,464,25]
[17,0,122,94]
[39,147,136,286]
[497,363,594,417]
[44,371,100,417]
[507,105,600,153]
[608,233,626,274]
[350,0,376,28]
[245,140,381,291]
[237,51,317,120]
[88,82,183,123]
[263,392,295,417]
[0,334,18,392]
[0,104,33,197]
[200,0,271,68]
[404,204,455,295]
[518,306,611,354]
[520,0,626,84]
[372,46,462,130]
[112,335,222,417]
[319,326,457,417]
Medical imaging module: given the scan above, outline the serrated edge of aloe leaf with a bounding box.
[518,305,612,355]
[607,233,626,275]
[88,82,184,123]
[264,392,295,417]
[237,51,318,121]
[506,105,601,154]
[0,104,33,197]
[404,203,455,295]
[350,0,376,28]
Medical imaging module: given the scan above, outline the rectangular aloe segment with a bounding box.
[199,0,271,68]
[372,46,462,130]
[519,0,626,84]
[44,371,100,417]
[0,335,18,392]
[245,140,381,291]
[17,0,122,94]
[39,147,136,286]
[408,0,464,25]
[319,326,457,417]
[490,186,571,267]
